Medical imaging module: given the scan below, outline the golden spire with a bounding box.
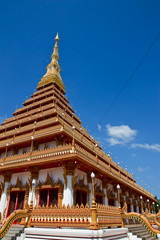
[37,33,65,92]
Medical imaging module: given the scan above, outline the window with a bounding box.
[120,202,124,208]
[133,205,137,212]
[108,199,115,206]
[39,189,58,207]
[76,190,87,206]
[127,204,131,212]
[40,190,48,207]
[95,195,103,204]
[49,189,58,206]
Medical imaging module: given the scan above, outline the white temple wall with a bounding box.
[0,152,5,158]
[94,177,102,190]
[74,169,87,185]
[10,172,30,185]
[39,141,56,150]
[47,140,56,148]
[7,150,13,157]
[38,167,64,184]
[107,183,113,191]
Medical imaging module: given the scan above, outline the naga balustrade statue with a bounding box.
[0,208,30,239]
[0,201,159,239]
[122,202,160,239]
[143,209,160,228]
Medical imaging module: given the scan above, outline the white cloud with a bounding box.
[106,124,137,146]
[130,143,160,152]
[131,153,136,157]
[97,124,102,131]
[138,166,149,172]
[147,176,153,180]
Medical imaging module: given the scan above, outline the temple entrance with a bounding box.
[7,191,25,218]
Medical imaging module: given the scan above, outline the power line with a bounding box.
[92,31,160,132]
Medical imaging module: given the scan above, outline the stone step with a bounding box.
[0,225,24,240]
[146,237,155,240]
[128,227,145,231]
[1,237,11,239]
[126,223,155,240]
[137,233,152,239]
[131,229,149,234]
[7,229,23,234]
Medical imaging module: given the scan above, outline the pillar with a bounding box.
[87,172,92,207]
[28,180,36,207]
[102,179,108,206]
[131,202,134,212]
[115,192,119,207]
[28,167,39,207]
[62,162,75,207]
[136,205,139,213]
[0,171,12,220]
[103,189,108,206]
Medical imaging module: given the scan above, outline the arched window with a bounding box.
[75,190,87,206]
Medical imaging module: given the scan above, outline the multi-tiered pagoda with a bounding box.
[0,34,156,228]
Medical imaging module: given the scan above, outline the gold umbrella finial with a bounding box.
[55,32,59,42]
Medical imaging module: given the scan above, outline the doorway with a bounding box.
[7,191,25,218]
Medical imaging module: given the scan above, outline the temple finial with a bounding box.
[37,33,65,93]
[52,33,59,60]
[55,33,59,42]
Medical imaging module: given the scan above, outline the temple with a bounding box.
[0,34,158,240]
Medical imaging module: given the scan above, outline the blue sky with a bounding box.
[0,0,159,198]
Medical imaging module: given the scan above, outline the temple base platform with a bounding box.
[17,227,129,240]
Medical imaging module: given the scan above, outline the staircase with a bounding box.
[0,225,24,240]
[126,224,155,240]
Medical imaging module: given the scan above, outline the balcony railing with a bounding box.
[0,143,72,166]
[28,203,123,229]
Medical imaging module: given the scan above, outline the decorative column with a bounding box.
[136,200,139,213]
[102,179,108,206]
[28,167,39,207]
[62,162,75,207]
[140,196,143,214]
[117,184,121,208]
[0,171,12,220]
[115,192,119,207]
[87,171,92,207]
[147,199,150,213]
[90,172,99,230]
[130,199,134,212]
[152,202,155,213]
